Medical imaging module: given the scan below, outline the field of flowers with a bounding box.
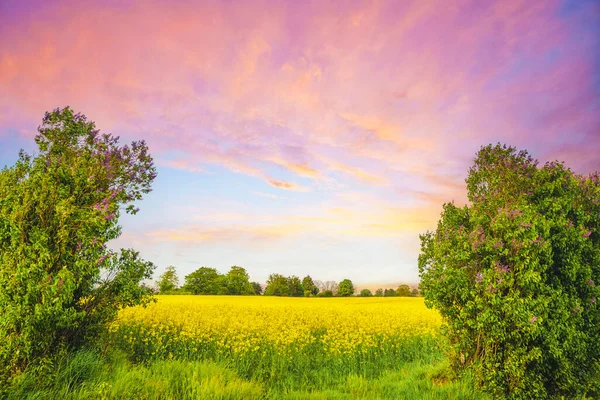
[107,296,443,391]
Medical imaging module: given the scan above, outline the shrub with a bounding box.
[0,108,156,388]
[418,144,599,398]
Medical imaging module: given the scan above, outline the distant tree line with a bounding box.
[357,284,420,297]
[156,266,418,297]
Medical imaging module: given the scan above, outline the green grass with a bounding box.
[9,350,264,400]
[7,348,488,399]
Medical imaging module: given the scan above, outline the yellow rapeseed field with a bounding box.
[110,296,442,365]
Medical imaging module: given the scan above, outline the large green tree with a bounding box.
[224,266,253,295]
[0,108,156,386]
[419,144,599,398]
[184,267,224,295]
[302,275,319,296]
[395,284,411,297]
[288,275,304,297]
[337,279,355,297]
[264,274,290,296]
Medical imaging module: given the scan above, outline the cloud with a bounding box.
[1,0,598,283]
[267,179,308,191]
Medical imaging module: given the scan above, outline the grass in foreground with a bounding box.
[9,349,488,399]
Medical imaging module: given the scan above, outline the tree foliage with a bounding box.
[358,289,373,297]
[157,266,179,292]
[264,274,290,296]
[184,267,224,295]
[251,282,263,295]
[302,275,319,296]
[288,276,304,297]
[0,108,156,385]
[317,290,334,297]
[183,266,253,295]
[224,266,253,295]
[419,144,599,398]
[337,279,355,297]
[396,284,412,297]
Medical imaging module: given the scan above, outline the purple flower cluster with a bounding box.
[496,264,510,274]
[104,212,115,221]
[532,236,545,246]
[588,279,595,286]
[507,209,523,219]
[583,231,592,238]
[590,298,596,304]
[529,316,538,324]
[470,227,486,249]
[97,254,108,265]
[475,272,484,284]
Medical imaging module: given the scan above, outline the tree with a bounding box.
[375,288,384,297]
[184,267,223,295]
[302,275,319,296]
[224,266,253,295]
[288,275,304,297]
[316,280,338,295]
[358,289,373,297]
[264,274,290,296]
[157,265,179,292]
[0,108,156,386]
[411,288,419,297]
[318,290,334,297]
[384,288,396,297]
[338,279,355,297]
[251,282,263,295]
[419,144,599,398]
[396,284,411,297]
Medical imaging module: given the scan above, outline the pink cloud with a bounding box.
[1,0,598,201]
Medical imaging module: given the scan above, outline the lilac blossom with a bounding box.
[475,273,483,284]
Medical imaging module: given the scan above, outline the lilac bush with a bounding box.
[0,108,157,388]
[419,144,599,398]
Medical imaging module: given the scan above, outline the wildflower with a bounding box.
[572,305,581,314]
[590,298,596,304]
[583,231,592,238]
[589,280,595,286]
[529,316,537,324]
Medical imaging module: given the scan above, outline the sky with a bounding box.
[1,0,599,288]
